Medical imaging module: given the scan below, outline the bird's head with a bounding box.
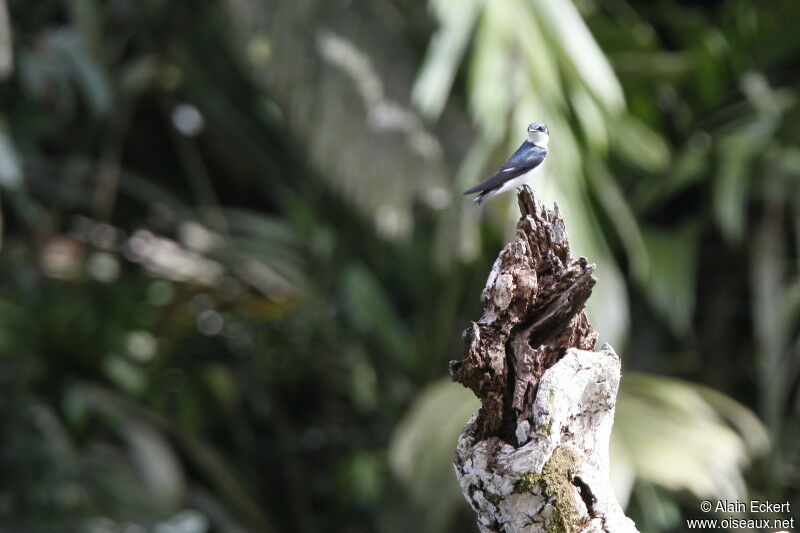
[527,122,549,148]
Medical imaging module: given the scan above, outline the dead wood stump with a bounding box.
[450,186,638,533]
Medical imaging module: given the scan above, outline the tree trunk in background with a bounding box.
[450,187,638,533]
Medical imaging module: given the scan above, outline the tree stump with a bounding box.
[450,186,638,533]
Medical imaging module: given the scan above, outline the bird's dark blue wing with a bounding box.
[464,142,546,194]
[503,141,545,169]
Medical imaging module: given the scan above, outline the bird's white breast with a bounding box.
[494,163,544,196]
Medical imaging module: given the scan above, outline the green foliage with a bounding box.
[0,0,799,532]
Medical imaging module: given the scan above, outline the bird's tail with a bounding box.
[473,191,490,205]
[464,182,487,195]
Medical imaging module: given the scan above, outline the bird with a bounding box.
[464,122,549,204]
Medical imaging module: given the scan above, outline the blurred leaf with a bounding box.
[750,193,789,432]
[69,0,103,61]
[509,0,561,104]
[23,28,112,115]
[0,0,11,79]
[571,86,609,151]
[337,452,383,506]
[612,51,693,78]
[639,222,700,337]
[77,384,275,531]
[390,379,479,531]
[587,157,649,281]
[613,374,768,505]
[468,0,514,141]
[532,0,625,112]
[633,140,710,213]
[412,0,482,119]
[436,136,491,263]
[0,126,22,189]
[121,420,187,511]
[222,207,306,289]
[713,133,757,243]
[341,263,413,368]
[611,116,670,172]
[712,100,779,243]
[203,365,239,411]
[104,355,146,395]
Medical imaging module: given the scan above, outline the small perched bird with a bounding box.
[464,122,549,204]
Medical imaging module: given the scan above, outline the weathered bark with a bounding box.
[450,186,637,532]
